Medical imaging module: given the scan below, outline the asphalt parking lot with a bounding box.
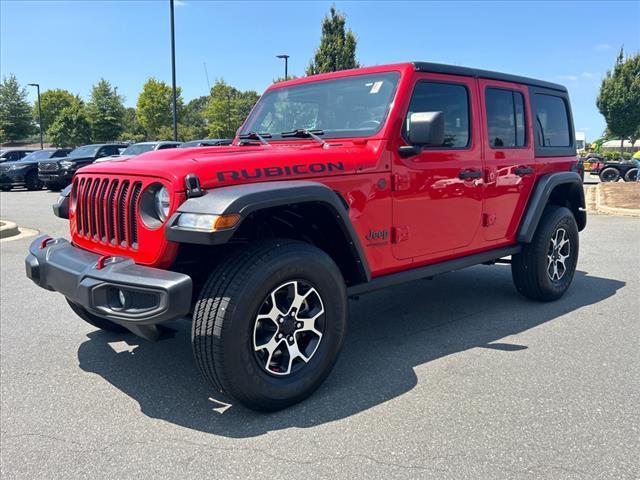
[1,189,638,479]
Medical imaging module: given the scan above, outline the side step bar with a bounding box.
[347,245,521,296]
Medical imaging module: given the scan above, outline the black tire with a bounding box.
[623,168,638,182]
[599,167,620,182]
[25,171,42,191]
[512,206,579,302]
[192,239,347,411]
[66,298,128,333]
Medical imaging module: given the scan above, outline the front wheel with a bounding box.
[599,167,620,182]
[512,206,579,301]
[25,171,42,191]
[192,240,347,411]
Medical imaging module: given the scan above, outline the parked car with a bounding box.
[0,148,36,163]
[589,159,638,182]
[94,141,182,163]
[179,138,232,148]
[26,62,585,411]
[38,143,127,190]
[0,148,72,191]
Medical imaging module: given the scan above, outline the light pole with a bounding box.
[28,83,43,149]
[169,0,178,141]
[276,54,290,81]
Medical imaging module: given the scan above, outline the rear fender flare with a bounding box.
[517,172,586,243]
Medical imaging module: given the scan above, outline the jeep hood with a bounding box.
[78,141,386,191]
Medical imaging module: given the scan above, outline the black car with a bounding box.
[178,138,232,148]
[38,143,127,191]
[0,148,36,163]
[0,148,72,191]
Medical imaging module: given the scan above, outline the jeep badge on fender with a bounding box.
[25,62,585,411]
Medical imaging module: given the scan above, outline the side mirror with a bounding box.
[408,111,445,146]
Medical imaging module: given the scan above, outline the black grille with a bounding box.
[39,161,59,172]
[74,177,143,250]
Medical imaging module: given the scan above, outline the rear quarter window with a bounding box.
[529,87,575,157]
[534,94,570,147]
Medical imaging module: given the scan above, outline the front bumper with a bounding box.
[25,236,192,340]
[38,171,73,184]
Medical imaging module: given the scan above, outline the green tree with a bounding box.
[204,80,259,138]
[306,6,359,76]
[0,74,33,142]
[47,102,92,147]
[182,95,210,140]
[596,49,640,154]
[85,79,125,142]
[136,78,183,140]
[34,89,78,133]
[121,107,146,143]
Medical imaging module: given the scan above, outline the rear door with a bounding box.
[391,73,484,260]
[479,79,536,241]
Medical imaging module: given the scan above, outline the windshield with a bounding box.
[21,150,54,161]
[121,143,156,156]
[69,145,100,158]
[241,72,400,140]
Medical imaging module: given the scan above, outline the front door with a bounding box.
[392,74,484,261]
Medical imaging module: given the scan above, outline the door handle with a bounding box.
[458,169,482,180]
[514,166,534,176]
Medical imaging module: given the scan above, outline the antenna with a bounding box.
[203,62,211,91]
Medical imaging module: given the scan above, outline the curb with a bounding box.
[0,220,20,239]
[595,185,640,217]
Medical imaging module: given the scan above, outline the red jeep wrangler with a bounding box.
[25,62,586,411]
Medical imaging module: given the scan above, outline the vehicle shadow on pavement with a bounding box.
[77,265,624,438]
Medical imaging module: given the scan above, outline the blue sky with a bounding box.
[1,0,639,138]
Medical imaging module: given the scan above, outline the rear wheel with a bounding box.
[599,167,620,182]
[25,171,42,191]
[623,168,638,182]
[512,206,579,301]
[66,298,128,333]
[192,239,347,411]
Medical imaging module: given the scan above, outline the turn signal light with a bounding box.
[176,213,241,231]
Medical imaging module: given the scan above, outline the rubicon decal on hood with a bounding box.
[216,161,344,182]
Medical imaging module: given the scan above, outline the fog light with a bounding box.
[117,289,129,309]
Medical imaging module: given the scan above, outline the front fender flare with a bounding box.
[165,180,371,281]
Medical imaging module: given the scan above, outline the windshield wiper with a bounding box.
[280,129,328,147]
[237,131,271,146]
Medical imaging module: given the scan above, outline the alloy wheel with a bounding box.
[253,280,325,376]
[547,227,570,281]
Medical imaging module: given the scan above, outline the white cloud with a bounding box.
[595,43,611,51]
[174,0,187,6]
[581,72,595,78]
[558,75,578,81]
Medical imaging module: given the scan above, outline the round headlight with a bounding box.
[154,186,170,222]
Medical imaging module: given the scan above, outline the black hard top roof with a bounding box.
[413,62,567,92]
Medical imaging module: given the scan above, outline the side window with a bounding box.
[158,143,177,150]
[52,150,67,158]
[405,82,470,148]
[485,88,527,148]
[534,94,570,147]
